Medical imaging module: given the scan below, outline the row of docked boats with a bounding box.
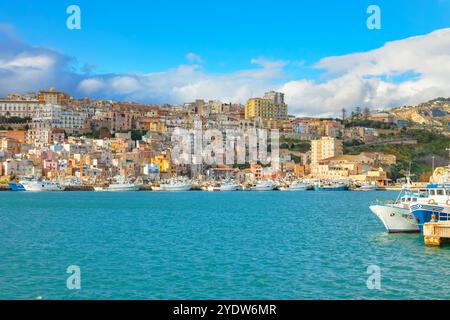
[369,176,450,233]
[7,177,354,192]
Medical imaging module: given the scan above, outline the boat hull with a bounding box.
[7,182,26,191]
[94,185,140,192]
[369,204,420,233]
[152,184,192,191]
[208,184,242,192]
[410,203,450,229]
[288,184,309,191]
[313,185,349,191]
[20,181,63,191]
[250,186,275,191]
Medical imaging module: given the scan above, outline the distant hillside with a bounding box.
[390,97,450,127]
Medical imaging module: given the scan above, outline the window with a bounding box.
[430,190,436,196]
[437,189,445,196]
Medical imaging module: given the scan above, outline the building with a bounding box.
[32,104,86,134]
[0,130,26,143]
[137,117,166,133]
[245,91,288,120]
[0,99,42,118]
[368,112,394,123]
[38,87,71,106]
[310,137,343,164]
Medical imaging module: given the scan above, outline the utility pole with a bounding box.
[447,146,450,167]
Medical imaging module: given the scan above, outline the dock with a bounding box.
[423,221,450,246]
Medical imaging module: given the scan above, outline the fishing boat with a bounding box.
[207,182,242,192]
[94,176,141,192]
[152,180,192,191]
[7,181,26,191]
[250,181,276,191]
[369,189,423,233]
[288,181,310,191]
[14,177,63,191]
[313,182,349,191]
[358,183,378,191]
[409,183,450,229]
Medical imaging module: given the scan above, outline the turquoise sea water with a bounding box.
[0,190,449,300]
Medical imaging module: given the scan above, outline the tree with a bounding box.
[99,127,111,139]
[363,107,370,120]
[341,108,347,121]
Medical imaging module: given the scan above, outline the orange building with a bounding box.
[0,130,25,143]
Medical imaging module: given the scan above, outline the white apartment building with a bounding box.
[33,104,87,133]
[0,99,43,118]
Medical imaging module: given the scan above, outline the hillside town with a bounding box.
[0,87,443,190]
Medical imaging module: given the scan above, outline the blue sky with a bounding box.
[0,0,450,116]
[0,0,448,74]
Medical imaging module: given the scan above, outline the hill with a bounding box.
[390,97,450,127]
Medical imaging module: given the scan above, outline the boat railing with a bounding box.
[438,211,450,222]
[371,199,396,205]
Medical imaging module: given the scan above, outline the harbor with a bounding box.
[1,190,449,300]
[1,178,400,192]
[5,172,450,248]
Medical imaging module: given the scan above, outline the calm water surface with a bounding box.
[0,191,449,299]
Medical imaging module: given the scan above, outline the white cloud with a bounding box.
[1,25,450,117]
[186,52,203,64]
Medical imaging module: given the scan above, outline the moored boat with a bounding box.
[409,183,450,229]
[7,181,26,191]
[369,173,425,233]
[358,183,378,191]
[18,178,63,191]
[152,180,192,191]
[94,176,141,192]
[250,181,276,191]
[288,181,310,191]
[207,182,242,192]
[313,182,349,191]
[369,189,423,233]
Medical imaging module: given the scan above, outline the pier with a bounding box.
[423,221,450,246]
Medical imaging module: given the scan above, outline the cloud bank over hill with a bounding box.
[1,23,450,117]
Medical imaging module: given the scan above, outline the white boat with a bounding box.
[152,181,192,191]
[19,178,63,192]
[62,178,83,187]
[358,183,378,191]
[94,176,141,192]
[288,181,310,191]
[369,186,423,233]
[207,183,242,192]
[250,181,275,191]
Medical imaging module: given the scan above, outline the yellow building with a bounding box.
[38,87,71,105]
[350,168,389,185]
[310,137,343,164]
[245,91,288,120]
[138,117,166,133]
[151,154,171,173]
[312,162,362,180]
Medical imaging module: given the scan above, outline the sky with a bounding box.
[0,0,450,116]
